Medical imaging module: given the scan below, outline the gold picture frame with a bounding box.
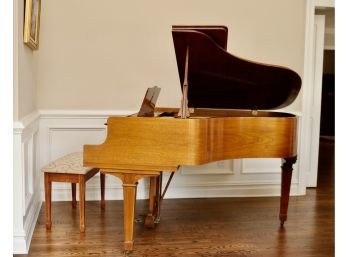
[23,0,41,50]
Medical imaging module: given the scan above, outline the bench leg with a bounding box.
[72,183,77,208]
[100,172,105,209]
[44,173,52,230]
[79,175,86,232]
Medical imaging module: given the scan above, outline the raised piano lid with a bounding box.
[172,25,302,110]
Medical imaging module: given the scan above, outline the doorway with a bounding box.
[306,7,335,187]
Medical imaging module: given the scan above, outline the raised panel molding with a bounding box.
[180,160,235,175]
[13,112,41,254]
[241,158,282,174]
[47,126,106,161]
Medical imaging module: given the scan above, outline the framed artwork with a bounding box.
[24,0,41,50]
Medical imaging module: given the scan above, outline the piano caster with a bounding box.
[280,220,286,227]
[144,214,161,228]
[124,250,132,256]
[134,215,146,224]
[279,213,287,227]
[124,240,134,255]
[144,215,155,228]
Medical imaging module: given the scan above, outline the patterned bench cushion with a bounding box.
[41,152,93,175]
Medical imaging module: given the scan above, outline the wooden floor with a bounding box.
[16,139,334,257]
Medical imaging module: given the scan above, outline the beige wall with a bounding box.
[37,0,306,112]
[14,0,38,121]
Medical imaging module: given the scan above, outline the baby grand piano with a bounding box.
[84,25,301,253]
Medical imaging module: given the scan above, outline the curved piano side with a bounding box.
[84,113,297,171]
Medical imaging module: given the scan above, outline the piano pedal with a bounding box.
[124,250,132,256]
[134,215,146,224]
[154,217,161,224]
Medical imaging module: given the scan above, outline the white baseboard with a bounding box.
[47,183,300,202]
[13,195,42,254]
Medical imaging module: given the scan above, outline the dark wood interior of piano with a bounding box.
[172,25,301,113]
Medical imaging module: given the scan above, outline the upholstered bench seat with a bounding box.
[42,152,93,174]
[42,152,105,232]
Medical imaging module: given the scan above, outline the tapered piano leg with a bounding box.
[104,171,160,253]
[122,174,138,252]
[279,156,297,226]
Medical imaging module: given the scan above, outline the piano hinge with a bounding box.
[251,109,258,116]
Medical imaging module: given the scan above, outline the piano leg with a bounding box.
[121,175,138,252]
[279,156,297,226]
[100,172,105,209]
[145,176,158,228]
[146,171,174,227]
[155,173,163,223]
[104,171,160,253]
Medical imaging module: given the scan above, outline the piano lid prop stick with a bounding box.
[178,46,190,118]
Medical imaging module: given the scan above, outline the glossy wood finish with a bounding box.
[44,168,104,233]
[172,26,301,110]
[18,139,334,257]
[84,114,297,170]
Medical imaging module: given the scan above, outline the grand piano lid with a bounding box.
[172,26,302,110]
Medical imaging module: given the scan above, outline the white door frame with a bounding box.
[299,0,334,189]
[307,15,326,187]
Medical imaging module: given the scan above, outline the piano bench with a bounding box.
[41,152,105,233]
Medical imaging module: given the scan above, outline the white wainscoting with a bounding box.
[13,112,41,254]
[14,109,304,254]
